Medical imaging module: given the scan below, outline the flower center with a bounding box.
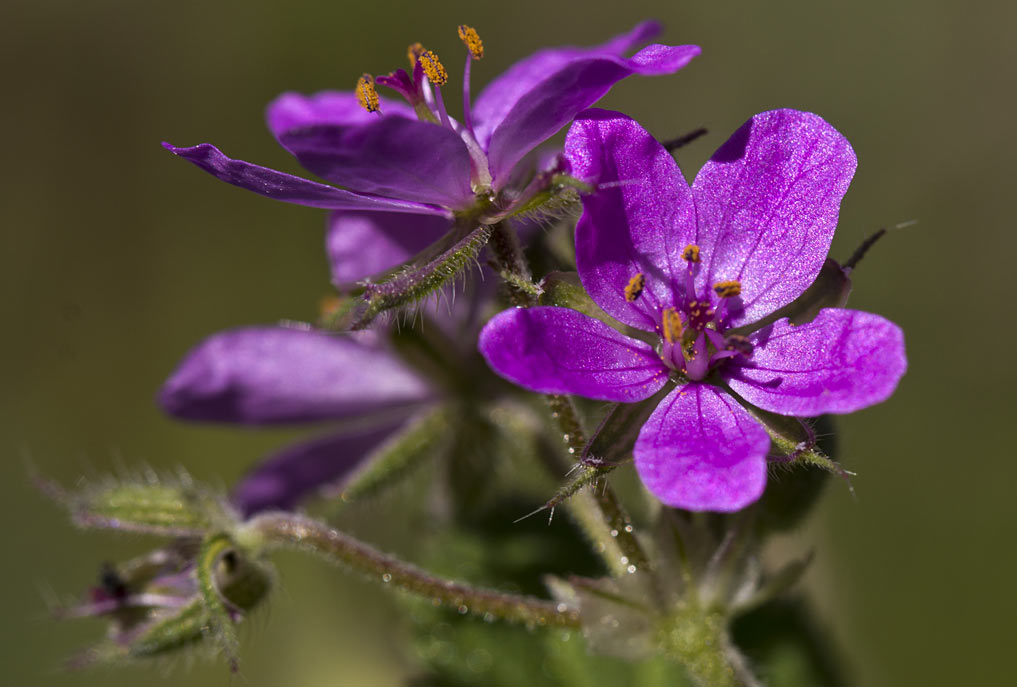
[360,26,493,194]
[624,244,753,381]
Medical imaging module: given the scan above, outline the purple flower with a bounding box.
[164,22,699,283]
[479,109,907,512]
[159,326,434,516]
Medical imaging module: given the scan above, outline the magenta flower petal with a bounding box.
[567,109,698,332]
[277,116,476,208]
[634,383,770,512]
[159,327,433,424]
[163,142,451,216]
[472,22,700,187]
[726,308,907,416]
[478,306,669,402]
[326,211,453,285]
[266,91,416,142]
[231,424,401,517]
[691,110,857,327]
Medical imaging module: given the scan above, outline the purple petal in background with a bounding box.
[327,211,453,285]
[692,109,857,327]
[726,308,907,415]
[278,116,475,208]
[266,91,416,142]
[231,423,402,517]
[160,327,433,424]
[478,306,668,402]
[475,29,699,187]
[163,142,451,216]
[634,383,770,512]
[568,109,697,332]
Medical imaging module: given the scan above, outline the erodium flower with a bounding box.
[163,22,699,283]
[159,326,435,515]
[479,109,907,512]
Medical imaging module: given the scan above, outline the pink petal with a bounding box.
[478,306,669,402]
[692,109,857,327]
[726,308,907,415]
[635,383,770,511]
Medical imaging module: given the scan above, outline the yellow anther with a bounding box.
[407,42,424,68]
[682,244,701,263]
[355,74,381,114]
[458,25,484,59]
[713,280,742,298]
[624,273,645,302]
[662,307,683,344]
[418,49,448,86]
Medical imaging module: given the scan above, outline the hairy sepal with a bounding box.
[350,222,492,329]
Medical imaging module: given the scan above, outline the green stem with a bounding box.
[195,533,239,672]
[241,512,579,629]
[487,221,541,306]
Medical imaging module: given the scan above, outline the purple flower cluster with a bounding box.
[160,22,906,517]
[479,109,906,511]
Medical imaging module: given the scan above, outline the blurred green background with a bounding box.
[2,0,1013,684]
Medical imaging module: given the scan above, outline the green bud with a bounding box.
[45,472,235,536]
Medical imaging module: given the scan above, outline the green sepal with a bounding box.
[541,390,668,512]
[743,409,848,532]
[45,472,235,536]
[539,271,655,344]
[500,173,586,220]
[350,223,492,330]
[338,406,453,504]
[728,258,852,337]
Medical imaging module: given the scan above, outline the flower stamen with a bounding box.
[418,50,448,86]
[713,280,742,298]
[407,43,425,69]
[682,244,701,263]
[662,307,683,344]
[417,49,452,130]
[624,273,645,302]
[355,74,381,114]
[457,25,484,60]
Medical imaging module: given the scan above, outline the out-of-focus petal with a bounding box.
[159,327,432,424]
[634,383,769,512]
[266,91,416,141]
[478,306,668,402]
[725,308,907,415]
[277,117,475,208]
[692,109,856,327]
[163,142,451,216]
[472,22,699,186]
[326,211,453,285]
[567,109,697,332]
[231,423,402,517]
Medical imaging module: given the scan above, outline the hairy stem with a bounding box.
[485,225,651,577]
[242,512,579,628]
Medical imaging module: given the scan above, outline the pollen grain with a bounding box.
[662,307,683,344]
[407,42,424,68]
[713,280,742,298]
[458,25,484,59]
[355,74,381,113]
[624,273,645,302]
[418,49,448,86]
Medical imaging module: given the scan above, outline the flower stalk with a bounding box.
[240,512,579,628]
